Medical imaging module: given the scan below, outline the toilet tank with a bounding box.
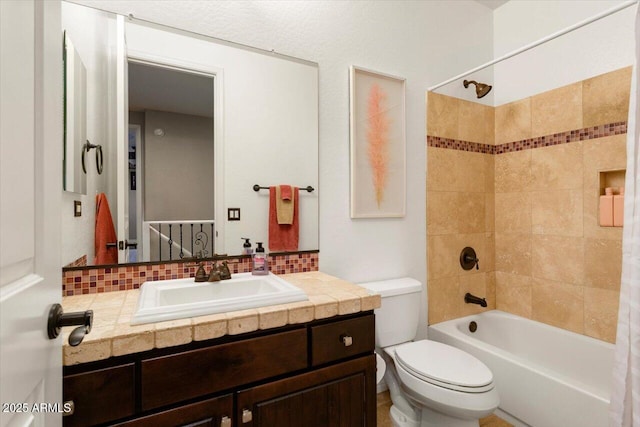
[358,278,422,348]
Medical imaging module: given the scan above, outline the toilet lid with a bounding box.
[394,341,493,390]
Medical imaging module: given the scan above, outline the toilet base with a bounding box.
[419,406,479,427]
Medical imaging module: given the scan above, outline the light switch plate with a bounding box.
[228,208,240,221]
[74,200,82,217]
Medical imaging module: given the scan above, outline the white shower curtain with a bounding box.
[610,5,640,427]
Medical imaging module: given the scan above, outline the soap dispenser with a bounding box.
[614,187,625,227]
[252,242,269,275]
[600,187,614,227]
[242,238,253,255]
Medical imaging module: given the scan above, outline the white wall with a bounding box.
[73,0,495,334]
[61,2,116,266]
[492,0,635,105]
[144,110,214,221]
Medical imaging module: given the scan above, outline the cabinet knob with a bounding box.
[341,334,353,347]
[242,409,253,423]
[220,415,231,427]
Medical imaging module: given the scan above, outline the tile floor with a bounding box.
[376,391,513,427]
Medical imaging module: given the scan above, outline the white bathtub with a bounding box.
[428,310,614,427]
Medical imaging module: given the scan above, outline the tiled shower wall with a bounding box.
[426,66,631,343]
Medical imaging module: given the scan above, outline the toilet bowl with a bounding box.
[359,278,499,427]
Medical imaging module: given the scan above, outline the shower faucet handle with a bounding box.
[460,247,479,270]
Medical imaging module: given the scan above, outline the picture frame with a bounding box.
[349,66,406,218]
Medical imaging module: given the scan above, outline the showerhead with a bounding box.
[463,79,492,99]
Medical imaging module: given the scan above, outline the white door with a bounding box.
[0,1,63,426]
[116,15,129,263]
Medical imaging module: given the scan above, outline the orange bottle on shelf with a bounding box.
[599,187,614,227]
[614,187,624,227]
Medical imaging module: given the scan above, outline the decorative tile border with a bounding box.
[62,251,319,296]
[427,121,627,155]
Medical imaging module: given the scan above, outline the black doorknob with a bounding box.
[47,304,93,347]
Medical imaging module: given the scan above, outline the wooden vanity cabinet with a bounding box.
[62,312,376,427]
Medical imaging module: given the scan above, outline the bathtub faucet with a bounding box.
[464,293,487,307]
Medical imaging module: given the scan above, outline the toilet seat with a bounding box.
[394,340,494,393]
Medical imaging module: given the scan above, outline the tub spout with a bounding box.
[465,292,487,307]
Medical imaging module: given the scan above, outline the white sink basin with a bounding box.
[131,272,308,325]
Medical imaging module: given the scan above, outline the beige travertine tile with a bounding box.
[531,190,583,236]
[307,295,339,319]
[583,67,632,127]
[486,271,497,310]
[495,192,531,233]
[192,313,227,341]
[427,147,488,193]
[532,235,584,285]
[483,232,496,273]
[584,238,623,291]
[428,192,486,235]
[257,305,289,329]
[485,192,495,232]
[360,293,381,312]
[495,233,532,276]
[584,287,619,343]
[428,235,462,280]
[583,135,628,188]
[496,274,532,318]
[226,309,259,335]
[428,276,460,324]
[484,154,495,192]
[427,92,459,139]
[530,142,583,190]
[61,293,97,311]
[531,82,582,137]
[458,99,494,144]
[112,331,154,357]
[287,301,315,324]
[333,292,361,315]
[154,318,193,348]
[89,290,127,309]
[532,280,584,334]
[459,273,490,316]
[91,306,122,328]
[495,98,531,145]
[64,339,111,365]
[495,150,531,193]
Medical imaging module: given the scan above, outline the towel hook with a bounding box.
[82,140,104,175]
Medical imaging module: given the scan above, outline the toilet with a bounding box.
[359,278,499,427]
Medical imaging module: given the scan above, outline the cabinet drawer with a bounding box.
[141,328,307,411]
[113,394,233,427]
[63,363,135,427]
[310,314,375,366]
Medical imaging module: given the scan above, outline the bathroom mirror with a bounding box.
[63,32,88,195]
[61,2,319,267]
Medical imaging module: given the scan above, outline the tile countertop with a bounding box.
[61,272,381,366]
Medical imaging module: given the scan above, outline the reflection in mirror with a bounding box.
[128,62,215,262]
[63,32,87,195]
[60,2,319,269]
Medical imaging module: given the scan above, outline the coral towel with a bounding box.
[94,193,118,265]
[269,186,299,251]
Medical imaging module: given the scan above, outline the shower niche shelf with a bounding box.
[598,169,625,228]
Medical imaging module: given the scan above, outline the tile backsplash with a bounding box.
[63,251,319,296]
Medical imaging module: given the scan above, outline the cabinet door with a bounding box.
[64,363,135,427]
[112,394,233,427]
[237,355,376,427]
